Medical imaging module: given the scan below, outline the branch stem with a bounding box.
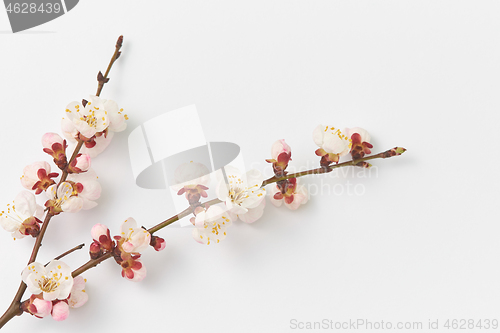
[262,149,397,186]
[49,243,85,264]
[0,35,124,329]
[96,35,123,97]
[65,147,405,280]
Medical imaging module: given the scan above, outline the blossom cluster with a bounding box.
[89,218,165,282]
[21,260,88,321]
[178,126,375,245]
[1,95,127,322]
[1,97,404,328]
[1,96,127,240]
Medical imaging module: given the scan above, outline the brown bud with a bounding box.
[150,235,166,251]
[116,35,123,49]
[382,147,407,158]
[89,241,102,259]
[355,161,372,168]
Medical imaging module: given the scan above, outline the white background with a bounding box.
[1,1,499,332]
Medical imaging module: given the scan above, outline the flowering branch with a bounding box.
[262,147,406,186]
[47,147,407,283]
[0,35,124,329]
[0,35,406,329]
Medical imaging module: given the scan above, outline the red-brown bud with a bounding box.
[89,241,102,259]
[150,235,166,252]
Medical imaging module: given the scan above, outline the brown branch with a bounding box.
[48,243,85,264]
[95,35,123,97]
[0,35,124,330]
[59,139,84,184]
[262,147,407,186]
[66,147,406,279]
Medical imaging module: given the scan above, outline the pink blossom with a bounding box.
[67,276,88,309]
[51,301,69,321]
[66,168,101,210]
[119,218,151,253]
[91,223,113,251]
[31,297,53,318]
[62,96,126,158]
[344,127,373,160]
[216,166,266,223]
[270,178,309,210]
[21,161,58,194]
[121,258,147,282]
[313,125,352,166]
[266,139,292,177]
[41,132,67,169]
[68,154,91,174]
[45,182,84,215]
[192,206,232,245]
[270,139,291,160]
[42,132,65,150]
[80,131,114,158]
[0,191,44,240]
[22,260,73,301]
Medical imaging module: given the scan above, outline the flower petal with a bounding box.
[61,117,78,142]
[61,196,83,213]
[14,191,37,220]
[22,262,44,282]
[80,131,114,158]
[51,301,69,321]
[0,216,21,232]
[216,179,230,201]
[120,217,138,237]
[32,298,53,318]
[238,199,266,223]
[312,124,325,147]
[69,290,88,309]
[245,169,264,189]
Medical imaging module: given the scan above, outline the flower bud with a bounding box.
[19,216,41,238]
[150,235,166,252]
[177,184,209,205]
[51,301,69,321]
[22,295,53,318]
[91,223,113,250]
[121,258,147,282]
[266,139,292,177]
[32,298,53,318]
[42,133,68,170]
[270,139,291,160]
[68,154,91,174]
[270,178,308,210]
[382,147,406,158]
[89,241,102,259]
[344,127,373,160]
